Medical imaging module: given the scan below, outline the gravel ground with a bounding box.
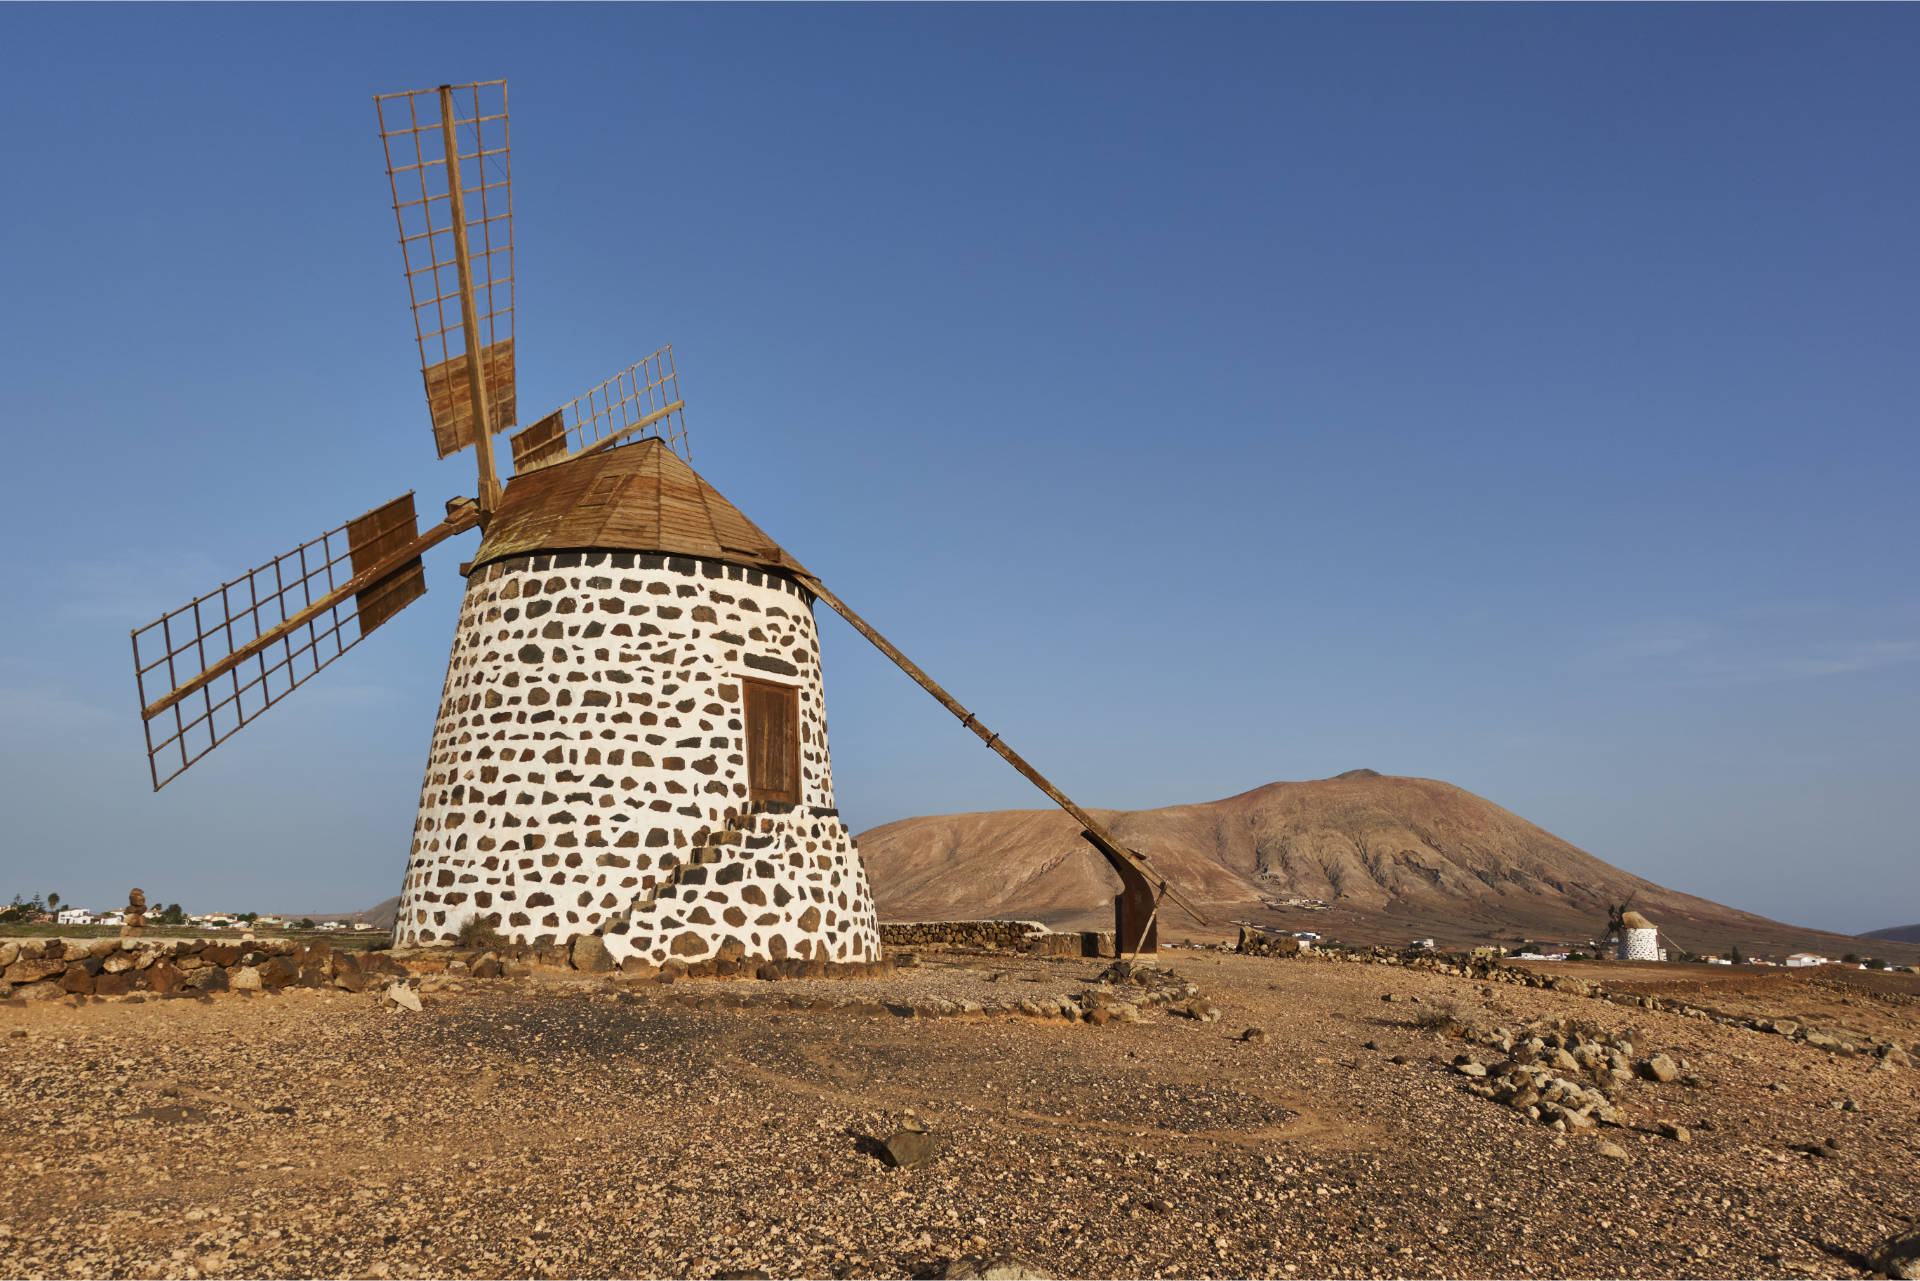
[2,952,1916,1279]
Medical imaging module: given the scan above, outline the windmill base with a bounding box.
[1098,842,1160,956]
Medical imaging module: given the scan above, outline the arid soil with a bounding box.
[858,773,1920,966]
[3,954,1917,1280]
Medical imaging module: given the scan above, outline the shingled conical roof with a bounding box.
[471,437,807,577]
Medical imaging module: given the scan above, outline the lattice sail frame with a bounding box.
[510,347,689,471]
[375,81,517,459]
[131,496,425,790]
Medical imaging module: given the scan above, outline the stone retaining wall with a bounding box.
[878,921,1115,957]
[0,936,396,1002]
[0,935,902,1005]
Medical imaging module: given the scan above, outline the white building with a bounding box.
[1784,952,1829,968]
[1615,909,1661,962]
[395,440,880,968]
[55,908,96,925]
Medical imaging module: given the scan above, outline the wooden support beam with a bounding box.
[439,85,502,516]
[790,569,1207,927]
[141,507,480,722]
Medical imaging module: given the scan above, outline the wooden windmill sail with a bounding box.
[128,79,1201,956]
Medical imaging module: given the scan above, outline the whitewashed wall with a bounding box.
[396,550,880,965]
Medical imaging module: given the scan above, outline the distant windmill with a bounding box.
[129,80,1202,965]
[1606,892,1661,962]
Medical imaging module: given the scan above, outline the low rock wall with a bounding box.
[0,935,904,1006]
[1230,937,1914,1069]
[878,921,1115,957]
[0,936,397,1001]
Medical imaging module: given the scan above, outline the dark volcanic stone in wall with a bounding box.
[395,552,880,965]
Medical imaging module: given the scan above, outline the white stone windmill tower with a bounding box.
[129,80,1204,964]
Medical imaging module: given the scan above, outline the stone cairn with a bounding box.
[120,889,146,939]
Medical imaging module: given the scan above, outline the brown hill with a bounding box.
[856,771,1920,964]
[1864,923,1920,945]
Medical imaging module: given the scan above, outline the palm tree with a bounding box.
[46,892,61,915]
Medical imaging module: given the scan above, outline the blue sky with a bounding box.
[1,5,1914,932]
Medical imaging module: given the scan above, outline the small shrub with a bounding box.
[456,916,507,950]
[1412,1000,1464,1033]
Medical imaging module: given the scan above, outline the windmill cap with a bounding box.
[471,438,806,578]
[1619,910,1655,930]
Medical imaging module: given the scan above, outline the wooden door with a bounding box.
[743,677,801,805]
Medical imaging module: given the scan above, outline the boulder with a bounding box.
[3,958,66,986]
[1865,1222,1920,1280]
[331,953,367,993]
[879,1128,937,1168]
[257,957,299,989]
[384,983,422,1012]
[143,961,186,995]
[185,965,229,994]
[1637,1054,1679,1083]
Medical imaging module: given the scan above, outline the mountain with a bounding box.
[1863,923,1920,945]
[856,771,1920,963]
[275,896,400,930]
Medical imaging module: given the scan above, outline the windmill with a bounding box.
[1605,891,1662,961]
[129,80,1202,965]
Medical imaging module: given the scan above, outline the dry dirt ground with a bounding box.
[3,953,1917,1280]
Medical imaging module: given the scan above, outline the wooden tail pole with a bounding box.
[439,84,502,517]
[791,570,1207,928]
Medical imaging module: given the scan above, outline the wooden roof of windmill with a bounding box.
[472,437,806,577]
